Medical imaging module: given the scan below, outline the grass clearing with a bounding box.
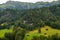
[0,26,60,40]
[24,26,60,40]
[0,26,14,38]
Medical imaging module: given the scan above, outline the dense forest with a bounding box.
[0,1,60,40]
[0,4,60,30]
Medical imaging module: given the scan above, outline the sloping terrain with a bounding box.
[24,26,60,40]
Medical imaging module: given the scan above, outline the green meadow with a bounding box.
[0,26,13,38]
[0,26,60,40]
[24,26,60,40]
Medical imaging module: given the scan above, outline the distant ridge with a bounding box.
[0,1,60,10]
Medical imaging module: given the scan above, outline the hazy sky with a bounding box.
[0,0,57,4]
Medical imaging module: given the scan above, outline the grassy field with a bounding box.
[24,26,60,40]
[0,26,13,38]
[0,26,60,40]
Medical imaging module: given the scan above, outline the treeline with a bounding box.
[32,34,60,40]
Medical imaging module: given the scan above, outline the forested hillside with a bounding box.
[0,4,60,30]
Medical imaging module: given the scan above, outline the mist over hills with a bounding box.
[0,1,60,9]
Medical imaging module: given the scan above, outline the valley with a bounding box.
[0,1,60,40]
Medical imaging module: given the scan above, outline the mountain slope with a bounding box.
[0,3,60,30]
